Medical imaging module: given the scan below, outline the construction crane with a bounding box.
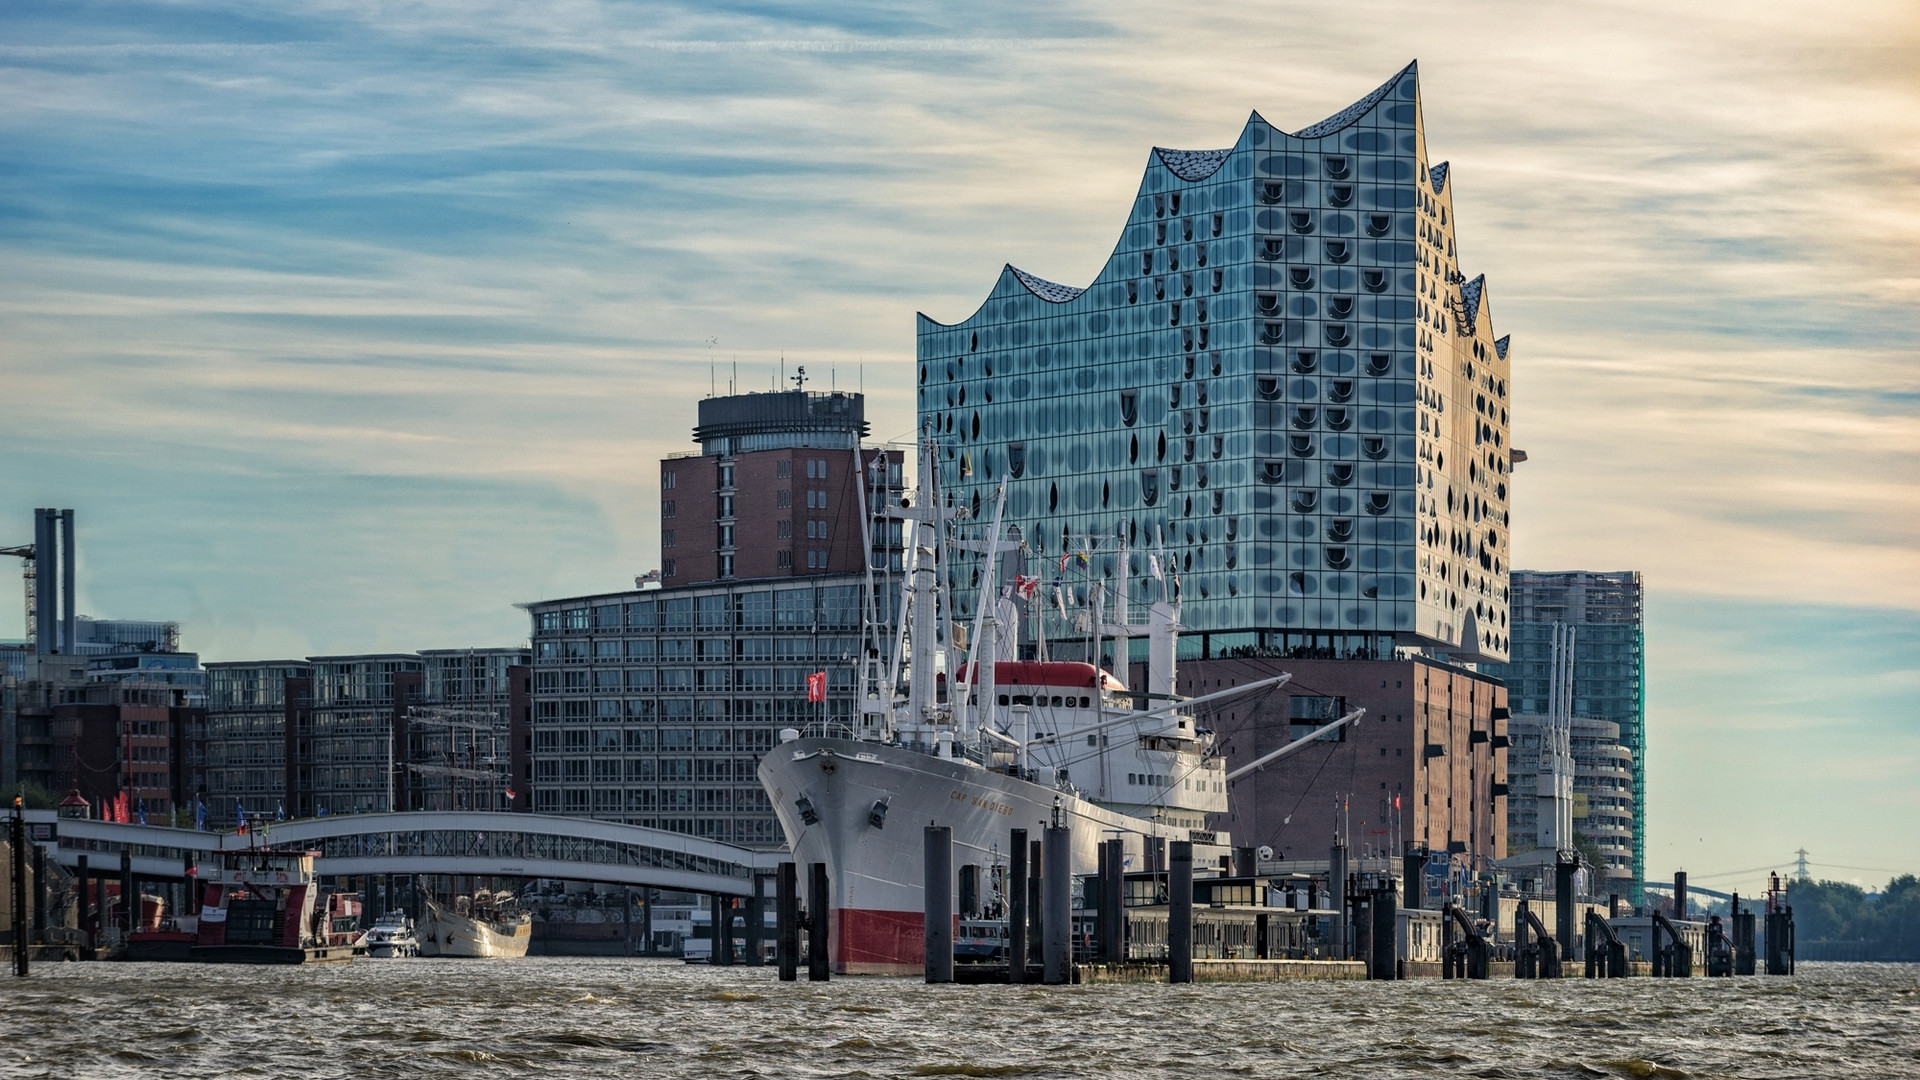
[0,539,32,649]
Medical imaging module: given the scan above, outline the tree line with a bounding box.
[1790,876,1920,961]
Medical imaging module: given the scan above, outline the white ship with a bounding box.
[418,892,532,958]
[759,447,1290,974]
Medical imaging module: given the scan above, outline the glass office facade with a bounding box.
[1482,569,1647,898]
[917,62,1514,662]
[524,576,893,849]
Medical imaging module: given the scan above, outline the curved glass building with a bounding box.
[917,62,1515,662]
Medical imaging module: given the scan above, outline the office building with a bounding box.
[525,389,904,847]
[522,579,883,847]
[1481,569,1646,894]
[201,648,528,818]
[661,390,905,586]
[917,62,1515,663]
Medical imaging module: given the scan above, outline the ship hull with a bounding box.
[418,901,531,959]
[759,736,1220,975]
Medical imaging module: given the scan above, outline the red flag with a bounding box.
[1013,575,1039,600]
[805,671,827,703]
[115,791,130,823]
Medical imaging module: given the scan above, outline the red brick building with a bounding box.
[660,390,904,587]
[1171,654,1509,867]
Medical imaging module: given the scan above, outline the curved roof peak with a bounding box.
[1007,264,1086,304]
[1459,274,1487,337]
[1153,146,1234,182]
[1494,335,1511,360]
[1429,161,1449,194]
[1287,60,1417,139]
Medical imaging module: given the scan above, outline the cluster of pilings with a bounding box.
[772,862,830,981]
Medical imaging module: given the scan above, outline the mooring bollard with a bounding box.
[1007,828,1028,983]
[1168,840,1193,984]
[776,862,798,981]
[1042,825,1071,984]
[924,826,953,984]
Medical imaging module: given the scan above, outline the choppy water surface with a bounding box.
[2,959,1916,1079]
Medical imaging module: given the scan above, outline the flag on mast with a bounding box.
[805,671,828,703]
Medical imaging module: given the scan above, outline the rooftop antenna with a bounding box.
[732,358,737,395]
[793,365,807,390]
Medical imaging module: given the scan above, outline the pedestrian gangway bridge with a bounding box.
[33,810,781,896]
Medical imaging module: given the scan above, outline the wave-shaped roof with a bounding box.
[1459,274,1486,336]
[1008,264,1087,304]
[1289,61,1416,138]
[1429,161,1449,194]
[923,63,1422,325]
[1494,335,1510,360]
[1154,147,1234,182]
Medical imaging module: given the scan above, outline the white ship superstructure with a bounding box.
[759,443,1288,974]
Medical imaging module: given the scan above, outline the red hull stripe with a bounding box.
[833,907,924,970]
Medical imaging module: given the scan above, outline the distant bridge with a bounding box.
[36,811,780,896]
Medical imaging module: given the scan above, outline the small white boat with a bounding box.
[364,911,420,958]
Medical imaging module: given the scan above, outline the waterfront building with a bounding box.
[200,648,528,819]
[520,389,905,847]
[1502,712,1636,894]
[521,578,882,847]
[917,61,1516,664]
[1480,569,1647,895]
[201,660,312,816]
[661,390,905,586]
[1190,653,1508,868]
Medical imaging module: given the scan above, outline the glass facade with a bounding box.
[524,576,892,849]
[204,660,310,814]
[1481,570,1646,898]
[917,62,1512,662]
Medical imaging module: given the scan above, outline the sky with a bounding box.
[2,0,1915,891]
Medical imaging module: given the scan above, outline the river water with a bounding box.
[2,959,1915,1079]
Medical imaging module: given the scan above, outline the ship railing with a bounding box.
[800,720,864,742]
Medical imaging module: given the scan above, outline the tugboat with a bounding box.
[189,848,359,963]
[758,444,1295,974]
[363,910,421,958]
[418,891,531,958]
